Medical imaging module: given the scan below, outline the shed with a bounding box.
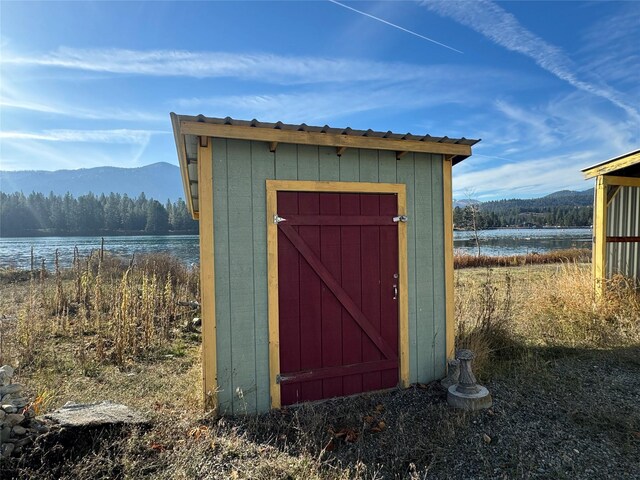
[171,114,479,414]
[582,149,640,294]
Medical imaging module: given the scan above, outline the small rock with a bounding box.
[45,401,148,427]
[8,397,29,408]
[0,383,23,396]
[13,436,33,447]
[5,413,25,427]
[483,433,492,444]
[12,425,27,436]
[0,442,15,459]
[0,365,14,386]
[2,404,17,413]
[192,317,202,327]
[0,426,10,442]
[0,409,5,421]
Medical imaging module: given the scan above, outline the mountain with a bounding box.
[0,162,184,201]
[454,188,595,228]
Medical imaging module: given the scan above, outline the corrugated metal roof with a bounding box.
[177,114,481,147]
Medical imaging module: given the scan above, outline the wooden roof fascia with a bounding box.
[179,120,473,158]
[171,113,198,219]
[582,150,640,179]
[602,175,640,187]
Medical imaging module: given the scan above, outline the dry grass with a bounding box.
[454,248,591,269]
[0,250,199,370]
[1,254,639,479]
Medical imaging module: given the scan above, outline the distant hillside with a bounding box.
[454,188,594,229]
[481,188,594,212]
[0,162,184,201]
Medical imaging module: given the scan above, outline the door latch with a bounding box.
[273,215,287,224]
[393,215,408,223]
[393,284,398,300]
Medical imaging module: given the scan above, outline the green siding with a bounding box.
[396,155,418,384]
[211,138,233,413]
[211,141,448,413]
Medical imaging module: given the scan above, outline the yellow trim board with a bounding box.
[265,179,410,408]
[197,139,218,411]
[266,186,281,409]
[442,158,455,360]
[602,175,640,187]
[593,176,607,298]
[180,121,472,158]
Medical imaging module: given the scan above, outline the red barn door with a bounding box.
[276,191,400,405]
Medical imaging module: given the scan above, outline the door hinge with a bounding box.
[275,374,282,384]
[393,215,408,223]
[273,215,287,224]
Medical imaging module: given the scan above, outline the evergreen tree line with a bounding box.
[0,191,198,237]
[453,204,593,229]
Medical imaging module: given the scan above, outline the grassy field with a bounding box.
[0,255,638,479]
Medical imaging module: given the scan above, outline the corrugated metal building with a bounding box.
[171,114,479,414]
[582,149,640,292]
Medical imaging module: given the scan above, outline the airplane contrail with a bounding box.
[328,0,463,54]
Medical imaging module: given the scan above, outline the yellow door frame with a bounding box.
[265,179,409,409]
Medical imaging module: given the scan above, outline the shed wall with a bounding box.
[206,139,446,414]
[607,186,640,280]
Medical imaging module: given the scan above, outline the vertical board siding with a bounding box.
[607,186,640,280]
[227,139,257,414]
[212,138,233,413]
[251,141,274,412]
[414,153,435,381]
[396,155,418,384]
[213,142,448,413]
[430,156,447,379]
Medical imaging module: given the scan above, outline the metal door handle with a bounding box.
[393,284,398,300]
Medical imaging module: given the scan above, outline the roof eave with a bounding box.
[582,149,640,179]
[171,112,199,219]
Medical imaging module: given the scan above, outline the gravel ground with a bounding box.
[221,346,640,479]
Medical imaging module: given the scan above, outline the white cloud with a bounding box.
[0,129,167,144]
[422,0,640,122]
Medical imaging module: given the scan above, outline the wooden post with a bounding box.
[443,157,455,360]
[593,176,607,298]
[197,136,218,411]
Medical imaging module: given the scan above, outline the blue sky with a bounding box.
[1,0,638,200]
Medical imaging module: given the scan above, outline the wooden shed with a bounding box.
[171,114,479,413]
[583,149,640,294]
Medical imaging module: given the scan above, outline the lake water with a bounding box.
[0,228,593,269]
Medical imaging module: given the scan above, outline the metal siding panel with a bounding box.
[430,156,447,379]
[607,186,640,280]
[227,139,257,413]
[396,154,418,384]
[414,153,435,382]
[319,146,340,181]
[212,138,233,414]
[297,145,320,181]
[251,141,274,412]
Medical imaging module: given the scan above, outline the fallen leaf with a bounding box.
[345,430,358,443]
[487,409,495,416]
[483,433,492,444]
[417,383,429,389]
[370,421,387,433]
[363,415,374,424]
[375,404,384,413]
[150,442,166,452]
